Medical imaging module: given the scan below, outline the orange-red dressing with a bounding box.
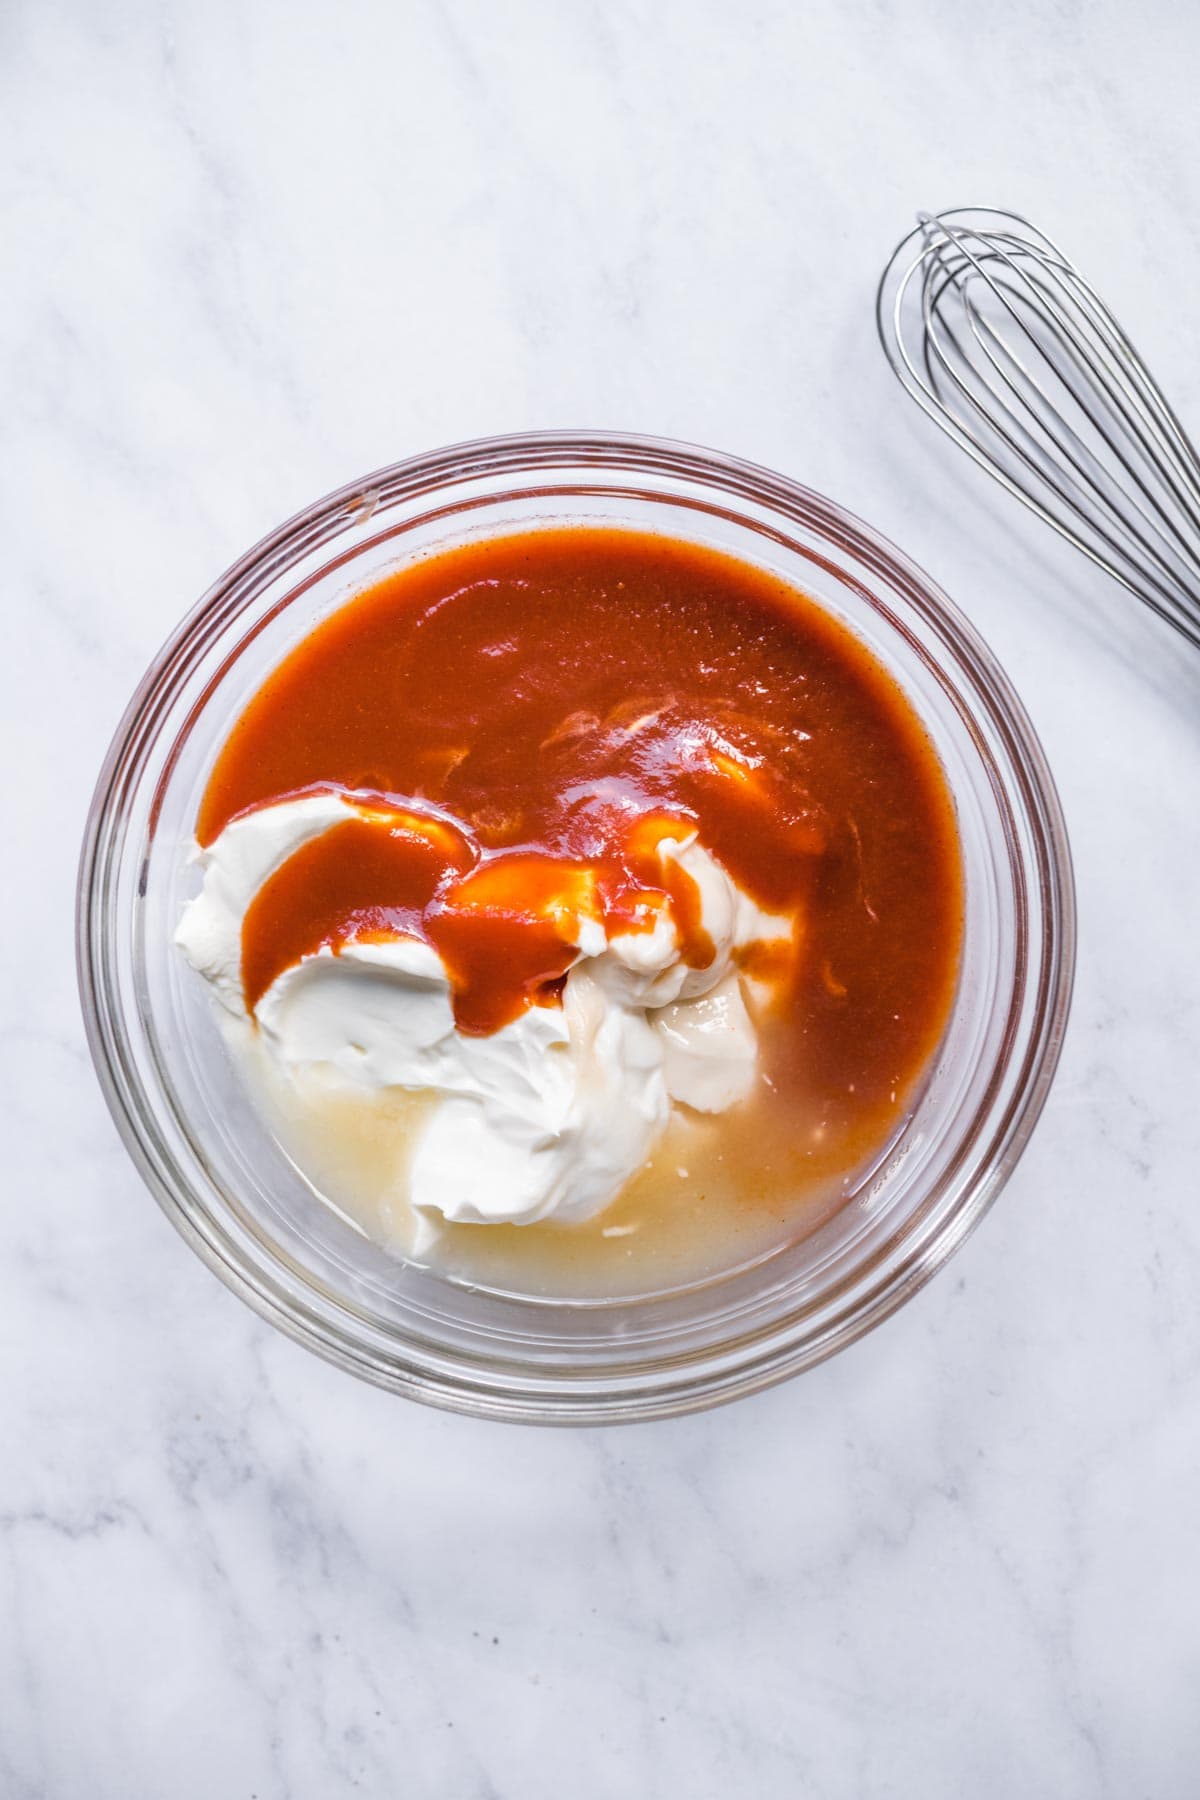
[241,809,475,1015]
[200,527,963,1112]
[242,806,719,1036]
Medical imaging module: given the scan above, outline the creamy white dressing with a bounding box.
[176,795,794,1234]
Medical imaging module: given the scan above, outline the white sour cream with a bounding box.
[176,796,793,1231]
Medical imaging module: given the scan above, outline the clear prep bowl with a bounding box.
[77,431,1075,1423]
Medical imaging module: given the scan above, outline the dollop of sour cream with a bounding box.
[176,794,794,1231]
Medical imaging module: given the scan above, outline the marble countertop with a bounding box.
[5,1,1200,1794]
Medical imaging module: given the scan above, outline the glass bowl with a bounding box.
[77,431,1075,1423]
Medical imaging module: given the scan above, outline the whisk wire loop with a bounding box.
[878,206,1200,651]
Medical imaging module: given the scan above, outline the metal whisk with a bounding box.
[876,206,1200,651]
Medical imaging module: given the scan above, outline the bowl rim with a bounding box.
[77,427,1076,1423]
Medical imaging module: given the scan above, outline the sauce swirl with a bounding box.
[201,527,962,1118]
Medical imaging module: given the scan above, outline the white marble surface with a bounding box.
[5,1,1200,1793]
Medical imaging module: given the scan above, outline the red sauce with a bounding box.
[200,527,963,1126]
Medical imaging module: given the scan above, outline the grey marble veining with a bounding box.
[4,0,1199,1794]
